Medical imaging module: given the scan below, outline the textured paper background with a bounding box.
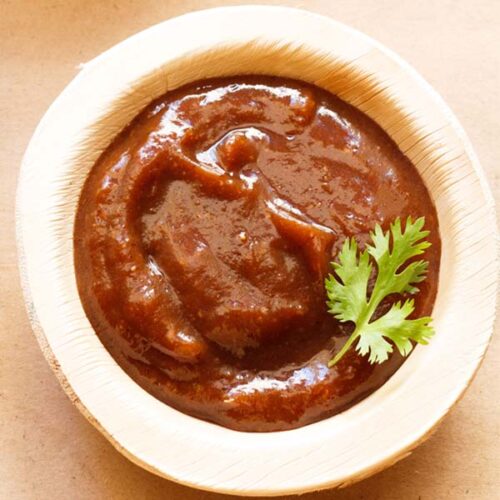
[1,1,499,498]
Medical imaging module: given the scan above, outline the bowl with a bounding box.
[16,6,498,496]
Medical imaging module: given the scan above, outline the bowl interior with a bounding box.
[17,6,497,496]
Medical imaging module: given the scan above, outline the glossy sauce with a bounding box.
[74,77,440,431]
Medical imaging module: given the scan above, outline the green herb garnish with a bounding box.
[326,216,434,367]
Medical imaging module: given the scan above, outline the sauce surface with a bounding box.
[74,77,440,431]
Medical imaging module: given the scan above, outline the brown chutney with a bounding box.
[74,76,440,431]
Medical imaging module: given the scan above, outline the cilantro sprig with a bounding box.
[325,216,434,367]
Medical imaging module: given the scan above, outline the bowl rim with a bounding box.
[16,5,498,496]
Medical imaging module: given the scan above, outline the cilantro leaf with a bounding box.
[325,216,435,367]
[327,238,372,324]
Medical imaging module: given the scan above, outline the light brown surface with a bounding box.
[1,1,499,499]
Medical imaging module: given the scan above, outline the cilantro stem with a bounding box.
[328,328,360,367]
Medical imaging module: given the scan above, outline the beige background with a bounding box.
[1,1,499,498]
